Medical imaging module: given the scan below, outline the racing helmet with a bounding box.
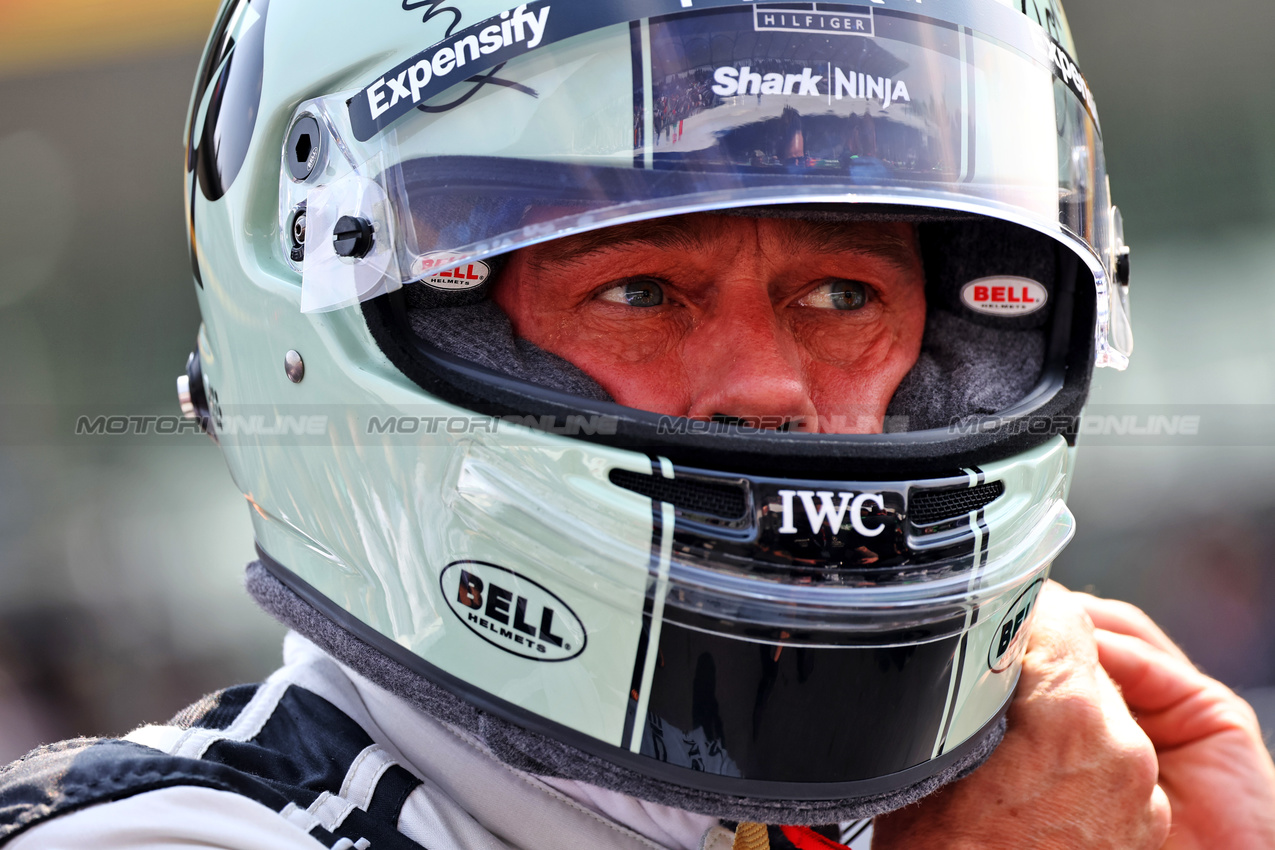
[179,0,1132,823]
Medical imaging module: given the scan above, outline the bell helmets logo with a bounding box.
[961,276,1049,317]
[988,577,1045,672]
[441,560,586,662]
[410,252,490,291]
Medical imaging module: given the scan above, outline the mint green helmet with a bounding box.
[180,0,1130,822]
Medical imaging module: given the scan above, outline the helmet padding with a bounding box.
[399,216,1059,430]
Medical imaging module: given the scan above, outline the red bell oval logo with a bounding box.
[410,252,490,291]
[961,276,1048,316]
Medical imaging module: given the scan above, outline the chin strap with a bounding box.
[733,823,773,849]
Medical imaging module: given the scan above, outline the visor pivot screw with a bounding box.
[284,350,305,383]
[333,215,374,259]
[290,210,306,262]
[286,115,324,181]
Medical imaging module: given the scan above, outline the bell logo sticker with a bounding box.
[961,276,1048,316]
[410,252,490,291]
[989,577,1044,672]
[441,561,586,662]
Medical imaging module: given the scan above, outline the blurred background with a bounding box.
[1,0,1274,762]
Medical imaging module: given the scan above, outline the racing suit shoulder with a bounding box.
[0,682,424,849]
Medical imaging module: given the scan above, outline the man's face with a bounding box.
[491,213,927,433]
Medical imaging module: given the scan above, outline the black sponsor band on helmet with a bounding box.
[637,610,965,782]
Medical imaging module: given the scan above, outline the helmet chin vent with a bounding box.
[609,469,749,522]
[908,480,1005,526]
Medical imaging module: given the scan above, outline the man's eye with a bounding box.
[801,278,870,311]
[598,277,665,308]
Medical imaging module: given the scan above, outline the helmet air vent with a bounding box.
[609,469,749,522]
[908,480,1005,526]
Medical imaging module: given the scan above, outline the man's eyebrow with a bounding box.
[527,217,921,275]
[526,219,708,271]
[778,220,922,276]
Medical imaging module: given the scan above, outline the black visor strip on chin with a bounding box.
[246,550,1010,823]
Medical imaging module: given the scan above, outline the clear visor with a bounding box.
[286,2,1131,367]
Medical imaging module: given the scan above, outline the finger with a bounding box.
[1004,587,1169,848]
[1073,592,1191,663]
[1020,586,1149,750]
[1089,638,1157,756]
[1094,628,1261,746]
[1015,583,1098,694]
[1092,629,1201,712]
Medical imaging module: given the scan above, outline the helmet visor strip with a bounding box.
[290,1,1128,367]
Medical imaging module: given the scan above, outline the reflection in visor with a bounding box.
[377,5,1105,277]
[293,2,1129,363]
[644,9,948,178]
[636,614,962,782]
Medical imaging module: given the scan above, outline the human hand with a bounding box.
[871,581,1170,849]
[1079,592,1275,850]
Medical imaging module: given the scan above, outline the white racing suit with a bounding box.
[0,633,873,850]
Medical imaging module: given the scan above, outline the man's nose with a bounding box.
[684,302,819,432]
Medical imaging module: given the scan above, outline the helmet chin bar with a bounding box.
[242,399,1072,811]
[247,553,1011,823]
